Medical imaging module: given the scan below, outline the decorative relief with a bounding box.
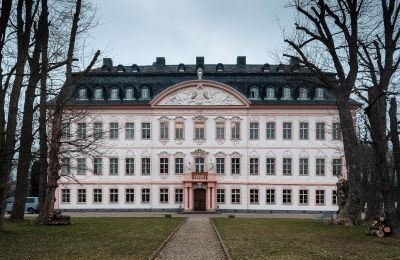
[194,139,206,145]
[124,115,135,123]
[158,152,170,158]
[300,150,309,158]
[316,150,326,158]
[283,150,292,158]
[215,151,227,158]
[266,150,275,157]
[230,151,242,158]
[174,139,184,145]
[191,149,208,157]
[249,151,259,158]
[192,115,208,121]
[158,116,169,122]
[125,149,135,157]
[174,116,186,122]
[141,150,151,157]
[157,84,244,106]
[214,116,227,121]
[249,116,259,122]
[174,152,185,158]
[230,116,242,122]
[160,139,170,145]
[215,139,226,145]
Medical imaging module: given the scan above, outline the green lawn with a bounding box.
[0,217,184,260]
[212,218,400,259]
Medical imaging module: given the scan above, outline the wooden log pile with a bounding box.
[365,217,391,237]
[44,210,71,225]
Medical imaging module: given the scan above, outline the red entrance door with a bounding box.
[194,189,206,211]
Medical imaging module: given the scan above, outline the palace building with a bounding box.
[55,56,355,213]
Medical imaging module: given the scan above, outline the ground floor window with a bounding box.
[282,189,292,204]
[77,189,86,203]
[249,189,259,204]
[316,190,325,205]
[126,188,135,203]
[217,189,225,203]
[160,188,169,203]
[299,189,308,204]
[93,189,102,203]
[110,189,119,203]
[175,188,183,203]
[125,158,134,175]
[61,189,70,203]
[332,190,337,205]
[266,189,275,204]
[231,189,240,204]
[142,188,150,203]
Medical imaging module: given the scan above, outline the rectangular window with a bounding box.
[61,189,70,203]
[125,158,134,175]
[194,122,205,140]
[160,188,169,203]
[231,122,241,139]
[299,158,308,176]
[93,189,102,203]
[125,123,134,139]
[231,158,240,175]
[217,189,225,203]
[249,158,259,175]
[283,122,292,140]
[110,188,118,203]
[77,189,86,203]
[93,158,102,175]
[93,122,103,139]
[282,189,292,204]
[332,190,338,205]
[61,123,71,140]
[126,188,135,203]
[266,122,276,139]
[333,159,342,176]
[250,189,259,204]
[216,122,225,139]
[299,122,309,140]
[61,158,70,176]
[141,123,151,139]
[77,123,86,139]
[175,122,184,140]
[141,158,151,175]
[160,122,169,139]
[195,158,205,172]
[175,188,183,203]
[160,158,169,174]
[175,158,184,174]
[283,158,292,175]
[316,123,325,140]
[231,189,240,204]
[266,189,275,204]
[316,190,325,205]
[77,158,86,175]
[316,159,325,176]
[110,123,119,139]
[250,122,259,140]
[109,158,119,175]
[333,123,342,140]
[216,158,225,174]
[141,188,150,203]
[266,158,275,175]
[299,189,308,204]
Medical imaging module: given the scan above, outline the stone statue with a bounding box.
[209,159,215,172]
[186,160,192,172]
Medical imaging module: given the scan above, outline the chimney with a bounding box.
[155,57,165,66]
[196,56,204,68]
[103,58,113,68]
[237,56,246,66]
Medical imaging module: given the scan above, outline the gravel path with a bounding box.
[155,217,226,260]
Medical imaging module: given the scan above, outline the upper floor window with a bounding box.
[283,158,292,175]
[194,122,205,140]
[109,158,119,175]
[93,123,103,139]
[160,122,169,139]
[175,158,184,174]
[315,88,324,99]
[141,123,151,139]
[266,88,276,99]
[77,158,86,175]
[175,122,184,140]
[61,158,70,176]
[93,158,102,175]
[110,88,119,100]
[141,87,150,99]
[231,122,241,139]
[125,123,134,139]
[125,88,134,100]
[299,88,308,100]
[282,87,291,100]
[333,123,342,140]
[283,122,292,140]
[141,158,151,175]
[77,123,86,139]
[61,123,71,140]
[266,122,275,139]
[109,123,119,139]
[78,88,87,100]
[215,121,225,140]
[333,159,342,176]
[231,158,240,175]
[94,88,103,100]
[316,123,325,140]
[299,122,309,140]
[160,158,169,174]
[249,158,259,175]
[249,86,260,99]
[249,122,259,140]
[195,157,205,172]
[216,158,225,174]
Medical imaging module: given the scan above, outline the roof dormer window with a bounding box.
[249,86,260,100]
[216,63,224,72]
[94,88,103,100]
[117,65,125,73]
[125,88,134,100]
[282,87,292,100]
[315,88,325,99]
[131,64,140,72]
[298,88,308,100]
[262,63,270,72]
[77,88,87,100]
[141,87,150,99]
[110,88,119,100]
[266,87,276,100]
[277,64,285,72]
[178,63,185,72]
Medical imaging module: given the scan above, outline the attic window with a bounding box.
[216,63,224,72]
[315,88,324,99]
[131,64,140,72]
[277,64,285,72]
[262,63,270,72]
[110,88,119,100]
[282,87,292,100]
[249,86,260,100]
[125,88,134,100]
[117,65,125,73]
[78,88,87,100]
[141,87,150,99]
[266,87,276,99]
[298,88,308,100]
[101,65,110,72]
[94,88,103,100]
[178,63,185,72]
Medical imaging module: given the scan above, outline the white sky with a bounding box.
[89,0,294,66]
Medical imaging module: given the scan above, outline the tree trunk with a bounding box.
[389,98,400,227]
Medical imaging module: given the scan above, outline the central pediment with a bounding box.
[151,80,250,107]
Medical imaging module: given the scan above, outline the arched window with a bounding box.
[78,88,87,100]
[277,64,285,72]
[315,88,324,99]
[282,87,291,100]
[110,88,119,100]
[131,64,140,72]
[125,88,134,100]
[266,87,276,99]
[117,64,125,73]
[216,63,224,72]
[299,88,308,100]
[249,86,260,99]
[94,88,103,100]
[262,63,270,72]
[141,87,150,99]
[178,63,185,72]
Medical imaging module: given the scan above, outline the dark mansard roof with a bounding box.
[61,56,344,106]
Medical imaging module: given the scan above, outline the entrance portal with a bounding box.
[194,189,206,211]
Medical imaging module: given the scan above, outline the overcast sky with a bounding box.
[89,0,294,66]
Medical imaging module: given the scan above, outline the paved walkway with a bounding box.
[155,217,226,260]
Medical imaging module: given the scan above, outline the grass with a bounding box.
[212,218,400,259]
[0,217,184,260]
